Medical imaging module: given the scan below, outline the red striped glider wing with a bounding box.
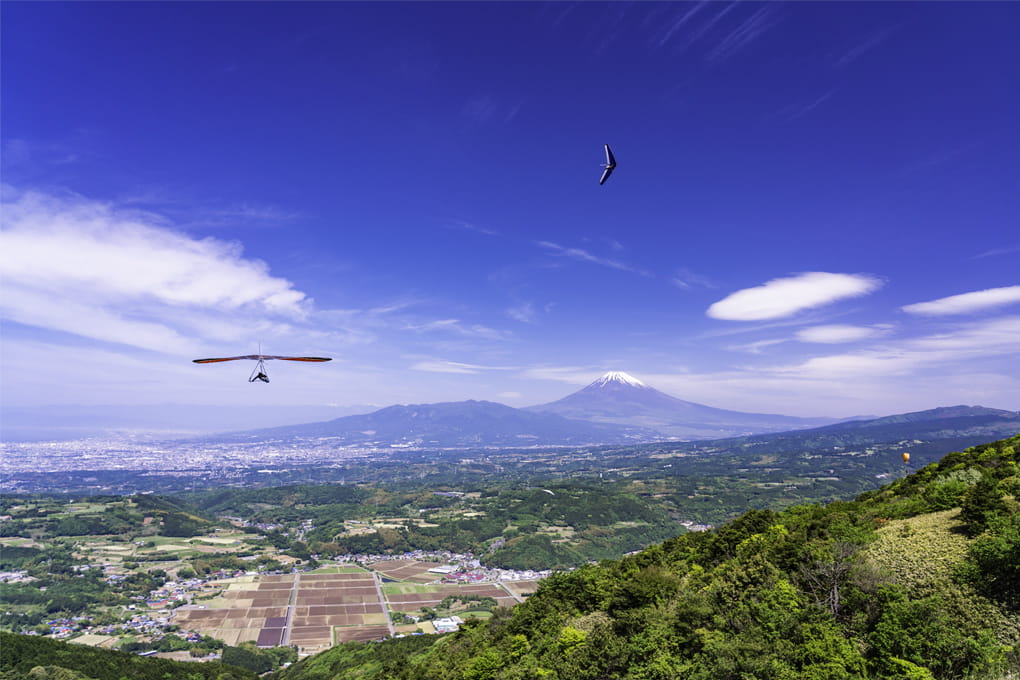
[193,356,261,363]
[193,355,331,363]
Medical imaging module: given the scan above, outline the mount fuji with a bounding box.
[526,371,842,439]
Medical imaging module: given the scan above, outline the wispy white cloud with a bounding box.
[652,1,708,49]
[652,1,776,61]
[1,189,307,314]
[972,244,1020,260]
[774,89,836,122]
[725,338,789,354]
[902,286,1020,316]
[834,28,891,68]
[462,94,524,125]
[446,219,500,237]
[0,188,309,354]
[707,272,883,321]
[681,2,738,50]
[795,324,889,344]
[777,316,1020,379]
[208,202,303,224]
[672,267,716,290]
[725,324,890,354]
[521,365,599,386]
[637,316,1020,416]
[707,4,779,62]
[410,359,515,375]
[908,315,1020,353]
[537,240,648,275]
[402,318,506,340]
[1,133,98,170]
[506,302,537,324]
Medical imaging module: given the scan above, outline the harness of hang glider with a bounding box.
[192,355,332,383]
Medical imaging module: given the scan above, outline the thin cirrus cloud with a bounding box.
[506,301,537,324]
[901,285,1020,316]
[402,318,506,340]
[411,359,516,374]
[706,4,779,62]
[0,188,310,354]
[795,324,887,344]
[536,240,647,275]
[972,244,1020,260]
[672,267,716,290]
[707,272,883,321]
[778,316,1020,379]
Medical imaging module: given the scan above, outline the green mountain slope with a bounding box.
[276,433,1020,680]
[0,631,257,680]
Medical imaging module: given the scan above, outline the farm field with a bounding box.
[500,580,540,600]
[369,559,446,583]
[171,562,539,653]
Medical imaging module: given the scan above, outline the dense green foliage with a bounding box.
[217,643,297,674]
[0,631,257,680]
[276,433,1020,680]
[182,483,682,569]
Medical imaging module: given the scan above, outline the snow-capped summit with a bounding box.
[527,370,839,439]
[591,371,647,388]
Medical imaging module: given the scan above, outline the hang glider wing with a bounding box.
[193,355,332,363]
[194,352,330,384]
[599,144,617,185]
[604,144,616,167]
[193,356,261,363]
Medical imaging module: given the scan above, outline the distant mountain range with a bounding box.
[213,399,655,447]
[657,404,1020,461]
[209,371,1018,449]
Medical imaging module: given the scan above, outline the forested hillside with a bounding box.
[0,631,257,680]
[276,433,1020,679]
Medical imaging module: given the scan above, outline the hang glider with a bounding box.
[193,354,332,383]
[599,144,617,185]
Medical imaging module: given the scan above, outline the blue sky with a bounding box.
[2,1,1019,425]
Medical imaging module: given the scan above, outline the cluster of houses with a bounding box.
[40,616,91,638]
[333,550,550,584]
[142,576,224,609]
[36,611,172,640]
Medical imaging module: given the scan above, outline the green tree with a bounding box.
[959,474,1007,536]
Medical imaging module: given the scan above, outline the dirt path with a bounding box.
[373,572,395,637]
[281,572,300,646]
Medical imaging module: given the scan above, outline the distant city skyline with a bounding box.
[2,1,1019,427]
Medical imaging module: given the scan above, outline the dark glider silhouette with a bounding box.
[193,354,331,383]
[599,144,617,185]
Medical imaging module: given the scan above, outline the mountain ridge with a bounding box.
[212,399,657,447]
[526,370,843,438]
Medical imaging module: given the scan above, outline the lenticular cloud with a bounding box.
[707,272,882,321]
[902,286,1020,316]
